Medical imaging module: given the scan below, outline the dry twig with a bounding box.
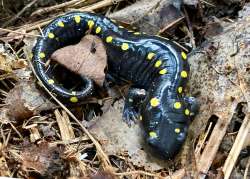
[2,0,40,28]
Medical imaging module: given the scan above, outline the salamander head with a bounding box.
[145,112,189,159]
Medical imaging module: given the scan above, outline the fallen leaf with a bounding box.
[51,35,107,86]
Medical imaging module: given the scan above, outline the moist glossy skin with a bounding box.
[32,12,197,159]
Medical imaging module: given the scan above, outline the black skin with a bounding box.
[32,12,198,159]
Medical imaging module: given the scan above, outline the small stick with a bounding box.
[14,0,124,32]
[0,27,42,38]
[223,113,250,179]
[244,158,250,179]
[2,0,40,28]
[195,122,213,159]
[183,6,196,48]
[31,0,86,16]
[200,0,216,7]
[78,0,124,12]
[157,17,185,35]
[115,170,163,178]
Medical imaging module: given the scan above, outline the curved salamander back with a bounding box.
[32,12,122,103]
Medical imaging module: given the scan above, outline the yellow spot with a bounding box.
[128,30,134,33]
[139,116,142,121]
[48,32,55,39]
[154,60,162,68]
[74,16,81,23]
[96,26,101,34]
[174,102,182,109]
[134,32,141,35]
[150,97,160,107]
[181,70,188,78]
[121,43,129,50]
[178,86,183,93]
[70,96,78,103]
[57,21,64,27]
[181,52,187,60]
[149,131,157,138]
[88,20,94,28]
[39,52,45,58]
[106,36,113,43]
[185,109,190,116]
[147,52,155,60]
[159,69,167,75]
[119,25,124,28]
[111,19,116,23]
[175,128,181,133]
[48,79,54,84]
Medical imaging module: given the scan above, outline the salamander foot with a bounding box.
[122,106,140,126]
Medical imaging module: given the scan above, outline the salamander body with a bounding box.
[32,12,198,159]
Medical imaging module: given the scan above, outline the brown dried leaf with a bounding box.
[20,142,66,177]
[89,100,169,171]
[0,53,13,72]
[0,143,11,177]
[108,0,183,34]
[11,58,28,69]
[51,35,107,86]
[4,81,56,121]
[0,45,27,73]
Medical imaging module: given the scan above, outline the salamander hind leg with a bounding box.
[122,87,146,126]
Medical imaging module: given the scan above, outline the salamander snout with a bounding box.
[146,117,189,159]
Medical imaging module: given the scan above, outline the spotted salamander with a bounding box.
[32,12,198,159]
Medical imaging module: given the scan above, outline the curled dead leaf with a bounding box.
[4,81,56,121]
[51,35,107,86]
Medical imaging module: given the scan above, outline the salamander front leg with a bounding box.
[123,87,146,126]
